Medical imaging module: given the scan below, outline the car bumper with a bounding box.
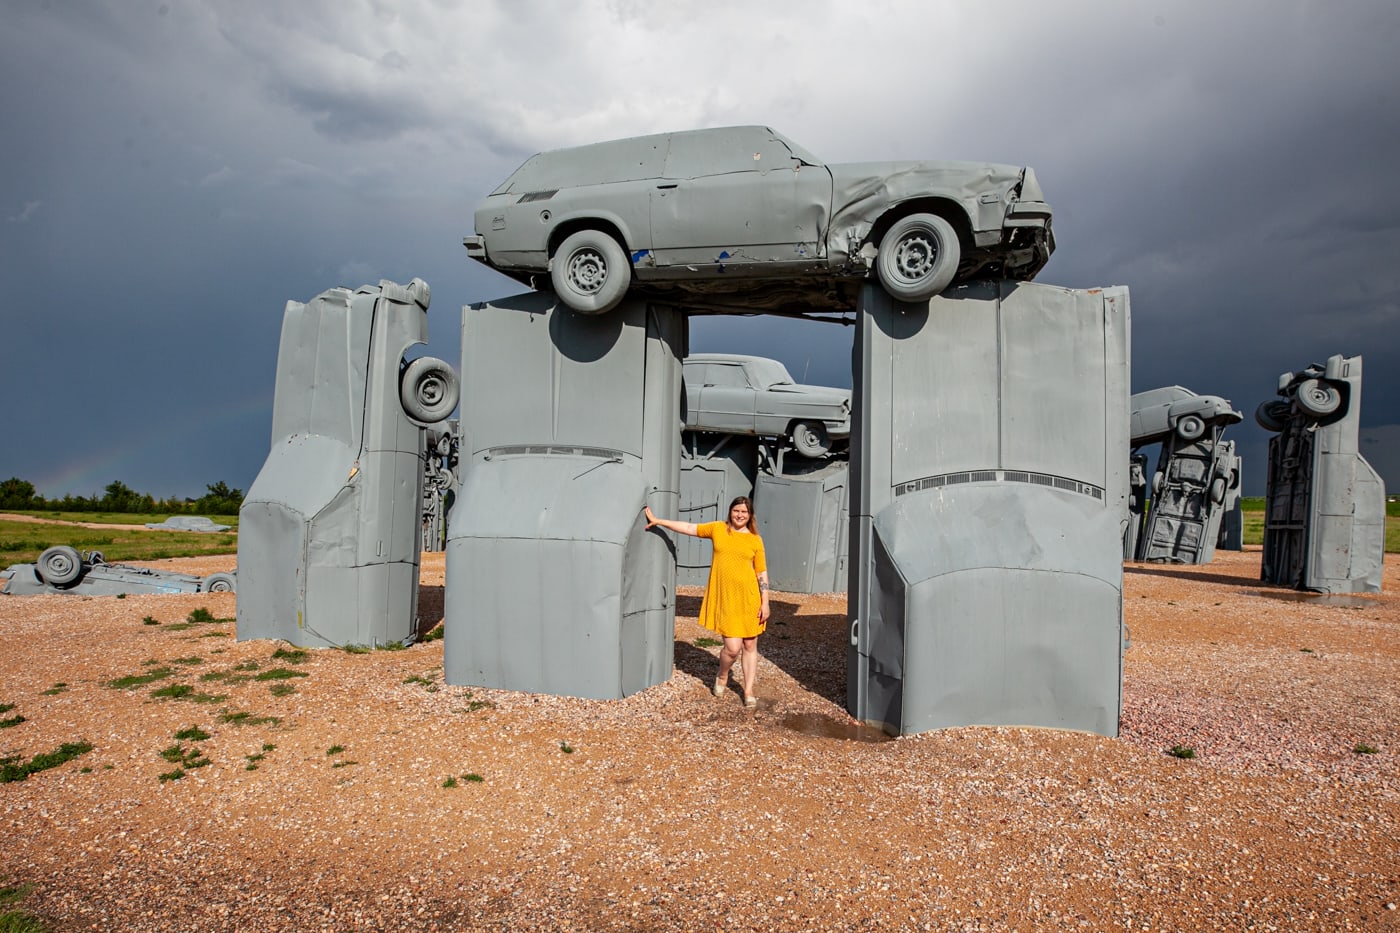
[463,235,487,261]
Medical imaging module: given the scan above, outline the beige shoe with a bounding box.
[743,694,757,709]
[712,677,725,698]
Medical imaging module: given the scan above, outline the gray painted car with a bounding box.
[1130,385,1242,447]
[1,547,235,595]
[683,353,851,457]
[465,125,1054,315]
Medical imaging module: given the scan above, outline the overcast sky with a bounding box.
[2,0,1397,500]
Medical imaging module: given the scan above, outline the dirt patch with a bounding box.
[0,549,1396,931]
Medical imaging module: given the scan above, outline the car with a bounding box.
[144,516,231,532]
[1129,386,1242,447]
[0,547,236,596]
[683,353,851,457]
[464,125,1054,315]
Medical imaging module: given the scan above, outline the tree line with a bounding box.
[0,478,245,516]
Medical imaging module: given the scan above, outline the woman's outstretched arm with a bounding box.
[644,506,699,537]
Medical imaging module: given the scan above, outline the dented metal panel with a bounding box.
[444,292,682,699]
[849,280,1128,737]
[238,279,456,647]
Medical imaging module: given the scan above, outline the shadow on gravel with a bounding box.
[673,592,848,706]
[417,585,445,636]
[1125,565,1265,589]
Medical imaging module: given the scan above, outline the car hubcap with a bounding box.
[566,249,608,295]
[416,376,446,407]
[46,553,75,575]
[893,232,936,281]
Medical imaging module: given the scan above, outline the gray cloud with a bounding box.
[1,0,1397,499]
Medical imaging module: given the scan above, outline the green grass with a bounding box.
[0,516,237,565]
[174,725,210,741]
[218,710,279,727]
[1353,742,1380,755]
[268,683,296,697]
[107,667,174,690]
[0,880,48,933]
[1168,744,1196,760]
[559,741,574,754]
[0,716,24,729]
[40,684,67,696]
[326,745,345,755]
[271,647,309,664]
[422,626,444,642]
[253,668,307,682]
[342,644,371,655]
[0,741,94,783]
[693,636,722,648]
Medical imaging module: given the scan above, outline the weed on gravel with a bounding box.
[253,668,307,682]
[0,880,47,933]
[218,710,279,727]
[1169,744,1197,759]
[267,683,296,697]
[39,684,66,696]
[1353,742,1380,755]
[107,668,174,690]
[243,742,277,771]
[0,742,94,783]
[270,647,309,664]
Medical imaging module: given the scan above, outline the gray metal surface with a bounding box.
[421,420,458,552]
[1127,387,1242,565]
[676,433,758,587]
[755,457,850,594]
[237,278,458,647]
[443,291,682,699]
[1259,354,1385,593]
[1216,442,1244,551]
[1,548,234,596]
[683,353,851,456]
[465,126,1053,314]
[848,280,1128,737]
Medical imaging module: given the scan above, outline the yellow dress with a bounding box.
[696,522,767,638]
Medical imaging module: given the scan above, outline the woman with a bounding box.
[645,496,770,708]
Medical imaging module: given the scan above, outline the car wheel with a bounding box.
[1294,378,1342,418]
[202,572,236,594]
[1175,414,1206,441]
[1255,400,1290,432]
[1209,476,1227,505]
[791,422,831,458]
[1151,471,1164,496]
[875,213,960,303]
[400,357,460,424]
[37,545,84,587]
[550,229,630,315]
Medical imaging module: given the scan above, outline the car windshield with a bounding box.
[748,358,795,388]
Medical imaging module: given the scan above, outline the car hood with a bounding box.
[828,159,1027,209]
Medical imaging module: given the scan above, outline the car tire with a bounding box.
[1175,414,1206,441]
[791,422,832,458]
[1209,476,1227,505]
[37,545,84,588]
[202,572,237,594]
[400,357,460,424]
[1295,378,1342,418]
[1151,471,1164,496]
[875,213,960,303]
[1255,400,1290,432]
[550,229,630,315]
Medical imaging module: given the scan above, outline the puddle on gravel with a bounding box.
[779,713,894,743]
[1252,590,1379,609]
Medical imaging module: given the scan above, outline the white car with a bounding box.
[683,354,850,457]
[465,125,1054,315]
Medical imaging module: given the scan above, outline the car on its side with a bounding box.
[683,353,850,457]
[0,547,236,596]
[465,125,1053,315]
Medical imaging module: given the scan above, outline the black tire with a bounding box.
[550,229,630,315]
[400,357,460,424]
[875,213,960,302]
[202,572,236,594]
[1255,400,1290,432]
[37,546,84,587]
[791,422,832,458]
[1295,378,1342,418]
[1175,414,1206,441]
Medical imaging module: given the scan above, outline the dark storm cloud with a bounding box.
[1,1,1397,501]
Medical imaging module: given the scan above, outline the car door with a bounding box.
[687,361,758,434]
[648,127,831,270]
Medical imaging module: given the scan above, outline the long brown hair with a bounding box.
[727,496,757,533]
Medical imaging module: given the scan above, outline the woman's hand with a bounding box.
[759,601,770,624]
[644,506,658,529]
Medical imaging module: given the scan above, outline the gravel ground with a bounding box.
[1,548,1396,931]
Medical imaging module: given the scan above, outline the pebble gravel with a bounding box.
[0,548,1396,931]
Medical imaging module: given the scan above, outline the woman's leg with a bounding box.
[717,637,743,688]
[740,636,758,700]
